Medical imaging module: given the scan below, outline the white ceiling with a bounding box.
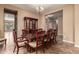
[11,4,67,14]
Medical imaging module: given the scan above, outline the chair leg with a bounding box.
[51,39,54,45]
[47,39,51,47]
[46,42,49,48]
[26,44,29,52]
[36,48,38,54]
[29,47,32,53]
[55,38,57,43]
[5,39,7,48]
[13,45,16,53]
[50,40,52,46]
[54,36,57,44]
[17,48,19,54]
[42,45,45,53]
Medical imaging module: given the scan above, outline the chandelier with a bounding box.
[35,4,44,19]
[36,6,44,12]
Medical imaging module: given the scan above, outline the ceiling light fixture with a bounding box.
[36,4,44,13]
[36,6,44,12]
[35,4,44,20]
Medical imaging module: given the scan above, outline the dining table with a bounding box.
[22,29,56,48]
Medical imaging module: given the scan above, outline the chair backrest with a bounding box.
[34,28,43,33]
[47,29,53,41]
[37,28,43,31]
[36,30,45,47]
[47,29,52,37]
[13,29,19,47]
[54,29,58,36]
[32,28,43,35]
[22,29,29,37]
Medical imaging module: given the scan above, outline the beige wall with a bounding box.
[74,4,79,47]
[0,4,76,46]
[63,5,74,43]
[40,5,74,43]
[0,4,38,38]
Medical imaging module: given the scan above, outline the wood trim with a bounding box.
[63,40,74,44]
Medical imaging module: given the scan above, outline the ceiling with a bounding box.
[11,4,67,14]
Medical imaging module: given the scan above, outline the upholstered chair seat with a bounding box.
[28,41,42,48]
[18,42,25,47]
[29,41,36,48]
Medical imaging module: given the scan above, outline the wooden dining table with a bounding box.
[22,30,53,44]
[21,29,57,53]
[23,32,47,52]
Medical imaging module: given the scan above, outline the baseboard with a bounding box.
[74,45,79,48]
[63,40,74,44]
[63,40,79,48]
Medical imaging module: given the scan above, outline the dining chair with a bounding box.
[27,30,45,54]
[31,28,43,37]
[37,28,43,31]
[44,29,53,48]
[53,29,57,44]
[13,29,28,54]
[47,29,58,45]
[22,29,29,37]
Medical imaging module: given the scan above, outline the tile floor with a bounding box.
[0,32,79,54]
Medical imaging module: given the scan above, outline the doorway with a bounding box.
[4,8,17,48]
[45,10,63,42]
